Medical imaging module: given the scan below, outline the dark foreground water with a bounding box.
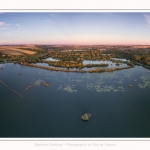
[0,63,150,137]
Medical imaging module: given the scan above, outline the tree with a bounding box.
[134,55,141,61]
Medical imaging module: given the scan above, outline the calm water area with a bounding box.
[111,58,128,62]
[38,58,128,70]
[45,57,59,61]
[0,63,150,137]
[83,60,128,68]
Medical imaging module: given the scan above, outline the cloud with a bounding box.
[16,23,21,27]
[0,22,5,26]
[144,14,150,26]
[0,22,11,26]
[46,19,55,24]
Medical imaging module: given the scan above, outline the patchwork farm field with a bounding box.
[0,45,37,55]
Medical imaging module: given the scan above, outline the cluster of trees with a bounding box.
[134,55,150,65]
[42,59,109,69]
[22,62,133,73]
[104,48,150,67]
[47,50,113,61]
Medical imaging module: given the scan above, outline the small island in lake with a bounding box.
[81,113,92,121]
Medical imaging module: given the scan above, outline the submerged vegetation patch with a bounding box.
[25,79,50,90]
[31,79,42,86]
[84,72,126,93]
[0,79,23,98]
[138,75,150,89]
[58,84,78,93]
[86,82,125,92]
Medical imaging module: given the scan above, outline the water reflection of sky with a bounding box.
[111,58,128,62]
[49,65,149,93]
[45,57,59,61]
[33,62,150,93]
[36,63,49,67]
[38,57,129,70]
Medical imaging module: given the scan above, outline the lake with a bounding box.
[0,63,150,137]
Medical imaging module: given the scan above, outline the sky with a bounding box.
[0,12,150,45]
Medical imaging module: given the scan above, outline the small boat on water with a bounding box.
[18,72,21,75]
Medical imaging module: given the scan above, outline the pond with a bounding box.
[36,62,50,67]
[45,57,59,61]
[83,60,128,68]
[111,58,129,62]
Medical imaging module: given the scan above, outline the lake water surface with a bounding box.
[83,60,128,68]
[37,58,128,70]
[45,57,59,61]
[0,63,150,137]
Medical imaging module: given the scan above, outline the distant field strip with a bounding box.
[0,50,23,55]
[14,49,36,55]
[0,46,36,55]
[132,46,150,48]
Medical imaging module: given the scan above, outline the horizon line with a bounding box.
[0,44,150,46]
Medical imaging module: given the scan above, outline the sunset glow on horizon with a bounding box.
[0,12,150,45]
